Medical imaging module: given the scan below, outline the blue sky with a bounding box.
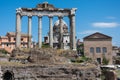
[0,0,120,46]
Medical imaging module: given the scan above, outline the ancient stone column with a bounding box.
[59,16,63,49]
[16,13,21,48]
[38,16,42,48]
[28,16,32,48]
[49,16,53,48]
[70,15,76,50]
[70,8,77,50]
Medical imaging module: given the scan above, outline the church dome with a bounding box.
[53,20,68,33]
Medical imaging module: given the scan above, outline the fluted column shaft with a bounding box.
[16,13,21,48]
[28,16,32,48]
[49,16,53,48]
[38,16,42,48]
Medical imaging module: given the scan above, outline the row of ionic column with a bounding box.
[16,13,76,50]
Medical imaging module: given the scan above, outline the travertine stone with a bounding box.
[28,16,32,48]
[70,15,76,50]
[16,13,21,48]
[49,16,53,48]
[38,16,42,48]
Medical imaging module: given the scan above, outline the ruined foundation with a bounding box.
[0,64,100,80]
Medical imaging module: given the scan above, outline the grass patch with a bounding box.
[42,44,50,48]
[0,61,25,66]
[0,49,9,54]
[116,69,120,78]
[71,56,92,63]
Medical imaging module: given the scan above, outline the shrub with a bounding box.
[0,49,9,54]
[70,56,92,63]
[42,44,50,48]
[102,56,109,65]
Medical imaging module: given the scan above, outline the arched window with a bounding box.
[90,47,94,53]
[102,47,107,53]
[96,47,101,53]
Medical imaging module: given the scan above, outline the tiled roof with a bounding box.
[0,36,8,39]
[6,32,28,36]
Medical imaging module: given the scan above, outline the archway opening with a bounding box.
[3,71,14,80]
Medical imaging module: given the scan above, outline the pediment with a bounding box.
[84,32,112,39]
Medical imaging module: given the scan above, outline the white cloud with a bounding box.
[106,16,116,19]
[92,22,119,28]
[78,30,101,35]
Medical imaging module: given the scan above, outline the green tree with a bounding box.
[77,44,84,56]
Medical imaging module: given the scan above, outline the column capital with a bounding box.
[70,8,77,15]
[58,16,63,19]
[48,15,53,18]
[28,15,32,18]
[16,12,21,15]
[38,15,42,18]
[16,8,22,14]
[69,14,75,18]
[16,13,22,18]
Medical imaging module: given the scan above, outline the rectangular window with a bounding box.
[14,38,16,41]
[21,38,23,41]
[90,47,94,53]
[103,47,107,53]
[8,38,11,42]
[96,47,101,53]
[6,44,9,47]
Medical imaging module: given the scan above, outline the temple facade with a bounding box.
[15,2,77,50]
